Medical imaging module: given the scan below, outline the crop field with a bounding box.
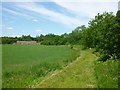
[2,44,79,88]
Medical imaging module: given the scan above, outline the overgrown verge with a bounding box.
[3,62,61,88]
[92,48,119,88]
[94,58,119,88]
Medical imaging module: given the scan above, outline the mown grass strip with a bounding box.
[35,49,98,88]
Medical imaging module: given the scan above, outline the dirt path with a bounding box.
[33,49,98,88]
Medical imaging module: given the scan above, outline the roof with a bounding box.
[16,41,36,43]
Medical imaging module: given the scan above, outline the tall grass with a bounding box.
[2,45,79,88]
[95,59,119,88]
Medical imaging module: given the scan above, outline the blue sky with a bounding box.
[1,0,119,37]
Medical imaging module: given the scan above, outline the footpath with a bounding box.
[34,49,98,88]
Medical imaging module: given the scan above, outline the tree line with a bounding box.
[1,11,120,60]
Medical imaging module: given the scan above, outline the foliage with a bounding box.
[80,12,119,61]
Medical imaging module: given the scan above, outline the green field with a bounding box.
[2,44,79,88]
[2,45,118,88]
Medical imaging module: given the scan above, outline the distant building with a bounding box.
[16,41,37,44]
[118,1,120,10]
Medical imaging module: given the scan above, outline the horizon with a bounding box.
[1,0,119,37]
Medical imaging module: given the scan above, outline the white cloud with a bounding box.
[0,24,4,27]
[6,27,13,30]
[32,19,38,22]
[1,25,13,30]
[2,0,44,2]
[3,8,26,16]
[8,35,21,37]
[52,0,119,2]
[53,1,118,19]
[2,1,119,29]
[16,3,83,28]
[2,8,34,19]
[35,29,42,32]
[2,0,120,2]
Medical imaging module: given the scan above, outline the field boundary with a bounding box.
[33,48,99,88]
[32,53,82,88]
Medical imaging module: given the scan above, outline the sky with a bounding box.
[0,0,119,37]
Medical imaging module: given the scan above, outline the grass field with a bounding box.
[2,44,79,88]
[2,45,118,88]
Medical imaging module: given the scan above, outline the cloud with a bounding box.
[15,1,118,28]
[3,2,83,28]
[2,1,118,29]
[2,8,34,19]
[0,24,4,27]
[32,19,38,22]
[2,0,44,2]
[2,0,120,2]
[16,3,83,28]
[52,0,119,2]
[35,29,42,32]
[53,1,118,19]
[9,35,22,37]
[6,27,13,30]
[3,8,27,16]
[1,25,14,30]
